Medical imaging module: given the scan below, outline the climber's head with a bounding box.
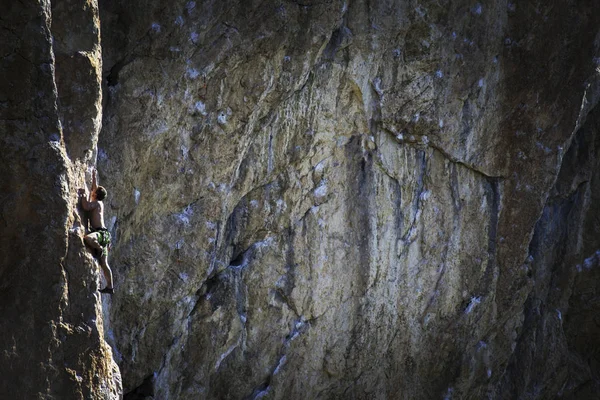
[95,186,107,201]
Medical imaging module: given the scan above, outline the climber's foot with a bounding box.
[99,287,114,295]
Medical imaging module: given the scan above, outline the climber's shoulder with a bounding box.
[83,199,101,211]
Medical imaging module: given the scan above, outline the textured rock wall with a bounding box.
[0,0,121,398]
[3,0,600,399]
[498,79,600,399]
[97,0,600,398]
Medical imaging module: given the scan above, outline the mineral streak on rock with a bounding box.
[2,0,600,399]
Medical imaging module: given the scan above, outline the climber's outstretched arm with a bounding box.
[78,174,98,211]
[91,168,98,194]
[78,188,93,211]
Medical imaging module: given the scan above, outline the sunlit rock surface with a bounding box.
[2,0,600,399]
[0,1,120,398]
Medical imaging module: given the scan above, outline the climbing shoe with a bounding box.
[99,287,114,295]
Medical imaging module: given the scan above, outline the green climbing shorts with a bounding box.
[93,228,111,257]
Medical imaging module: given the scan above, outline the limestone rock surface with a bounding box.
[96,1,600,398]
[3,0,600,399]
[0,1,121,398]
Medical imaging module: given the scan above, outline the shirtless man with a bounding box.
[78,169,114,294]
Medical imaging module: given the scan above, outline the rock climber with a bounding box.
[78,168,114,295]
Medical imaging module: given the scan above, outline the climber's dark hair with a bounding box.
[95,186,107,201]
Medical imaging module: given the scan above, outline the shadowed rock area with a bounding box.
[2,0,600,399]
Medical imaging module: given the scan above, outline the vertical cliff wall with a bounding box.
[2,0,600,399]
[0,1,121,398]
[95,1,600,398]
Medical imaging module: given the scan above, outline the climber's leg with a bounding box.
[99,254,114,290]
[84,232,103,258]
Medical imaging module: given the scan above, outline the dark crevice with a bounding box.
[124,373,155,400]
[103,15,171,88]
[323,27,343,58]
[487,179,501,259]
[460,98,473,142]
[322,25,352,62]
[229,252,245,267]
[481,178,501,292]
[346,136,374,292]
[380,126,506,179]
[227,242,258,269]
[430,142,505,180]
[196,273,221,297]
[189,272,229,319]
[106,56,134,86]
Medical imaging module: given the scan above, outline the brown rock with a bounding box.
[3,0,600,399]
[0,0,121,398]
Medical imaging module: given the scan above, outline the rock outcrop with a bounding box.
[2,0,600,399]
[0,1,121,398]
[97,1,600,398]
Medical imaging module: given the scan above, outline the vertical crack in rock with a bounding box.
[480,177,501,298]
[345,136,375,293]
[228,249,251,360]
[397,150,427,256]
[245,315,311,400]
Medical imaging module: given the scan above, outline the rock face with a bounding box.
[0,0,121,398]
[97,1,600,398]
[3,0,600,399]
